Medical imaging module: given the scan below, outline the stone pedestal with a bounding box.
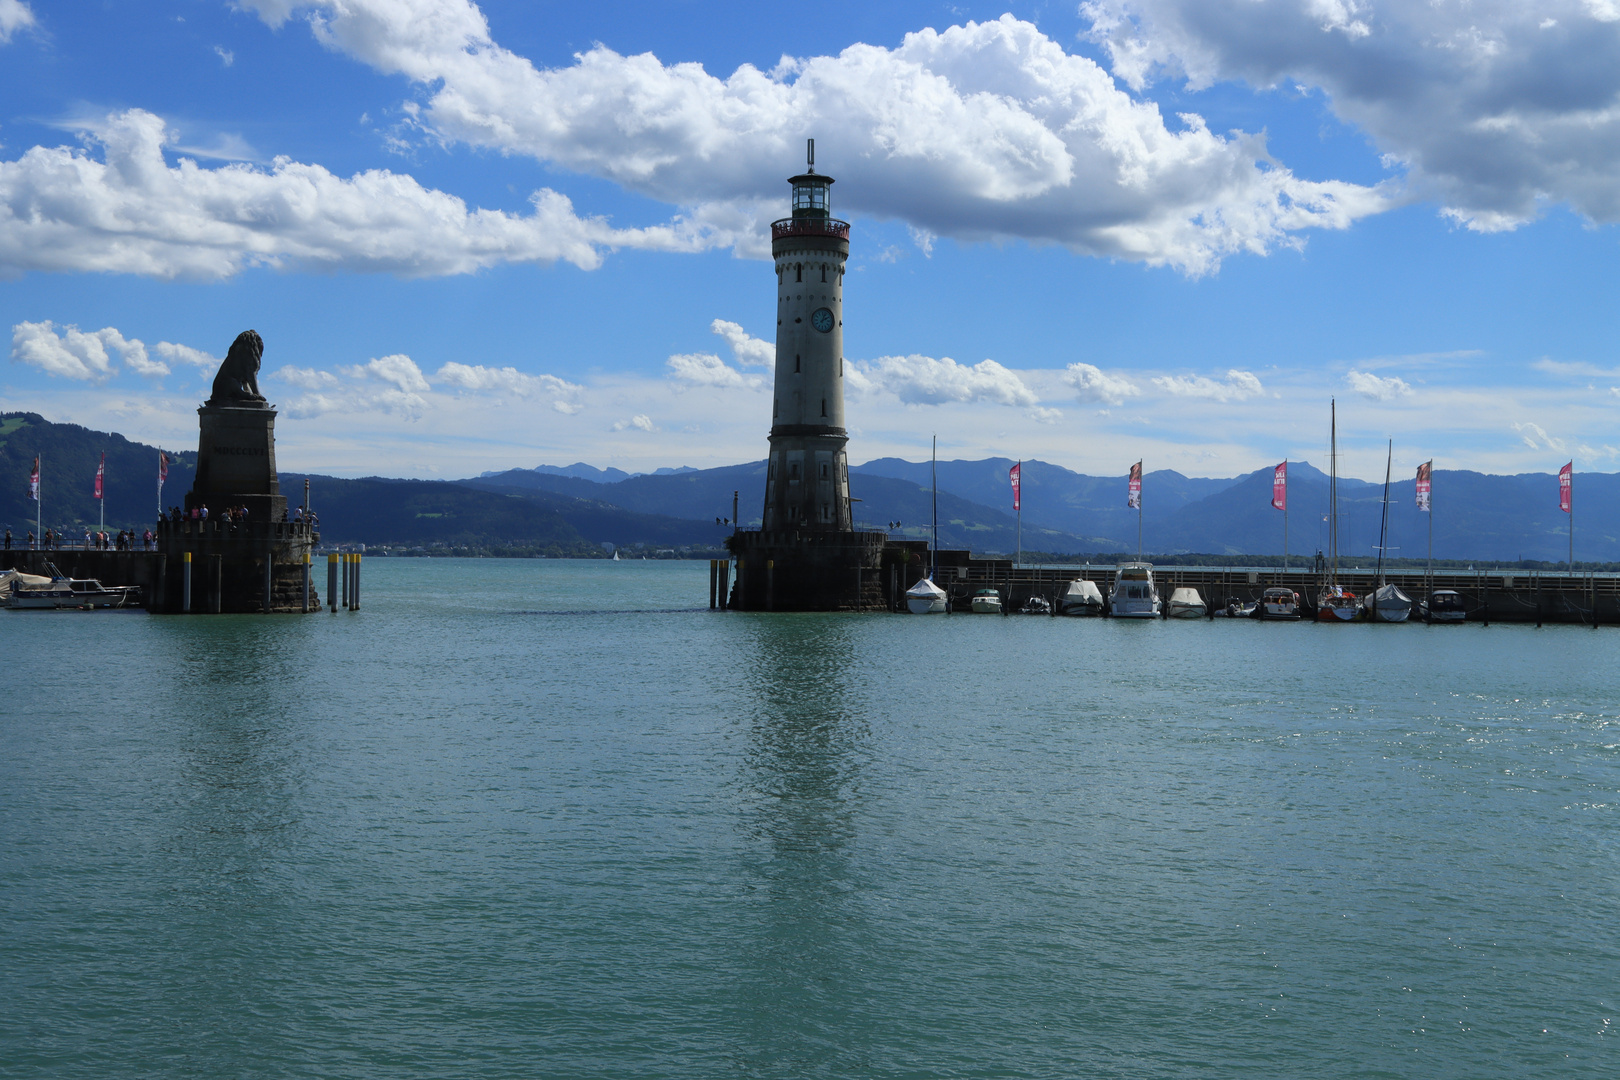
[726,529,887,611]
[185,406,287,524]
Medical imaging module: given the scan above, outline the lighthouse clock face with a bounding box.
[811,307,834,333]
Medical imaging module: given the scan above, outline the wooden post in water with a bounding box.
[341,550,349,610]
[709,560,717,609]
[721,560,731,609]
[353,554,360,611]
[182,551,192,613]
[329,553,338,613]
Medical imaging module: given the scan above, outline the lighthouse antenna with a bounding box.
[807,138,815,173]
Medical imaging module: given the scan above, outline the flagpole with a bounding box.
[1427,463,1433,598]
[1137,463,1143,562]
[1569,465,1574,572]
[99,451,105,537]
[1015,458,1022,569]
[1283,460,1289,572]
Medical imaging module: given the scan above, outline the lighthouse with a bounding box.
[727,140,889,611]
[763,139,853,531]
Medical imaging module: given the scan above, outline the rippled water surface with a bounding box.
[3,559,1617,1078]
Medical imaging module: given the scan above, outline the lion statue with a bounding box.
[207,329,268,407]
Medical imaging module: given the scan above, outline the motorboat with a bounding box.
[1316,585,1359,622]
[6,563,139,609]
[1166,587,1206,619]
[1423,589,1467,623]
[1362,582,1412,623]
[906,576,948,614]
[1255,586,1302,620]
[1058,578,1104,616]
[1019,595,1051,615]
[970,588,1003,614]
[0,568,51,607]
[1109,562,1160,618]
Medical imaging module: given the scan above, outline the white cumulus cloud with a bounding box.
[240,1,1390,273]
[154,341,221,371]
[0,0,34,44]
[273,365,340,390]
[346,353,429,394]
[1346,369,1413,401]
[10,320,163,380]
[0,109,717,280]
[847,354,1040,407]
[1151,368,1264,401]
[433,361,584,412]
[666,352,763,390]
[709,319,773,368]
[613,414,656,432]
[1083,0,1620,230]
[1066,362,1141,405]
[1513,420,1568,453]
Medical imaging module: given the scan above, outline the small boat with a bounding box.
[1215,597,1255,618]
[0,568,52,607]
[1316,585,1359,621]
[1019,595,1051,615]
[1363,582,1412,623]
[1166,587,1206,619]
[1109,562,1160,618]
[6,563,139,609]
[1423,589,1467,623]
[1058,578,1104,616]
[905,576,948,614]
[970,588,1003,614]
[1254,586,1301,620]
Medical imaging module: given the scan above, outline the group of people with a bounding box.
[2,527,156,550]
[161,503,255,528]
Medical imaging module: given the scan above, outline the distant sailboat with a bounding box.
[908,435,947,613]
[1363,439,1412,623]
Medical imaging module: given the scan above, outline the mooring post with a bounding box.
[353,554,360,611]
[721,559,731,609]
[341,550,349,610]
[1536,572,1543,628]
[328,553,338,613]
[302,551,310,613]
[709,560,717,609]
[182,551,192,613]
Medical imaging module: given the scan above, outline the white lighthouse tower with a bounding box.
[762,139,853,532]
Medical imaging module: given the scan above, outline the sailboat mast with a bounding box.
[931,435,938,581]
[1329,401,1337,585]
[1376,439,1392,586]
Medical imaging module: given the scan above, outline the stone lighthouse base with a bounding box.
[726,529,888,611]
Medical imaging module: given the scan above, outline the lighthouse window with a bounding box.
[821,398,827,417]
[790,463,800,481]
[792,184,828,214]
[795,264,802,282]
[820,463,828,479]
[821,265,827,283]
[794,354,800,373]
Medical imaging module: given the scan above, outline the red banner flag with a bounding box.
[159,450,170,487]
[1559,461,1572,513]
[94,452,105,499]
[1127,461,1142,510]
[1272,460,1287,511]
[1416,461,1432,512]
[1009,461,1021,511]
[28,455,39,501]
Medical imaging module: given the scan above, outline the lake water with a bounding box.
[3,559,1616,1079]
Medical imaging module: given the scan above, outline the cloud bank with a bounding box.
[241,0,1390,273]
[0,109,714,279]
[1083,0,1620,230]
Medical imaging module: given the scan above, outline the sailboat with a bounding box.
[906,435,948,613]
[1362,439,1412,622]
[1316,399,1359,622]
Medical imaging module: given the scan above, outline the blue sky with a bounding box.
[3,0,1618,482]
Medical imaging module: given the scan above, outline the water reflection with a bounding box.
[729,614,873,1077]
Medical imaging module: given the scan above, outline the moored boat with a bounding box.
[905,576,948,614]
[1316,585,1359,621]
[1166,587,1205,619]
[1255,586,1302,620]
[1019,595,1051,615]
[1423,589,1467,623]
[6,563,139,610]
[1363,582,1412,623]
[970,588,1003,614]
[1058,578,1104,616]
[1109,562,1160,618]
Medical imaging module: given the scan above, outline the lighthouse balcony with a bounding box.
[771,217,851,240]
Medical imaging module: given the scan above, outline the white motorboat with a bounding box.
[1363,582,1412,623]
[1255,586,1302,620]
[970,588,1003,614]
[905,576,948,614]
[1059,578,1104,616]
[1424,589,1467,623]
[6,564,139,609]
[1109,563,1160,618]
[1166,587,1206,619]
[0,568,51,607]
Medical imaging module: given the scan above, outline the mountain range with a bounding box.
[4,412,1614,562]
